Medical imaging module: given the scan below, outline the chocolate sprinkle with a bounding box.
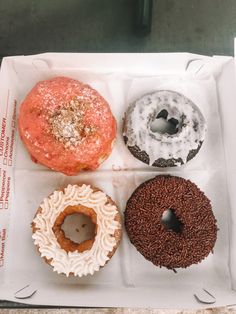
[124,175,217,269]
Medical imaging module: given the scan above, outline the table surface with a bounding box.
[0,0,236,58]
[1,0,236,310]
[1,309,236,314]
[0,309,236,314]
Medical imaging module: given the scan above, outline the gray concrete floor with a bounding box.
[0,0,236,57]
[1,308,236,314]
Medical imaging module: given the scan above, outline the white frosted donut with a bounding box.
[123,90,206,167]
[32,184,121,277]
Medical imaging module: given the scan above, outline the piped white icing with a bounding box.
[32,184,121,277]
[124,90,206,165]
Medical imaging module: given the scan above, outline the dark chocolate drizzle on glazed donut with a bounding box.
[124,175,217,269]
[123,90,206,167]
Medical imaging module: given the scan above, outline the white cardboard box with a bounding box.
[0,52,236,309]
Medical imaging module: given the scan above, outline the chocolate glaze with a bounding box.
[124,135,203,167]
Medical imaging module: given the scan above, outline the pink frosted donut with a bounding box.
[19,76,116,175]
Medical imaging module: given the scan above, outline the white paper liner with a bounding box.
[0,53,235,308]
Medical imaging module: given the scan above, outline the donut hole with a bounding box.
[161,208,183,233]
[150,109,179,135]
[61,213,96,244]
[52,205,97,253]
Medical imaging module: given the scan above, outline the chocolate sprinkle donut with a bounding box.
[125,175,217,269]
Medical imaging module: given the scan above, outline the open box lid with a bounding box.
[0,51,236,309]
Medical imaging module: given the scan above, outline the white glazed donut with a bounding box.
[32,184,122,277]
[123,90,206,167]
